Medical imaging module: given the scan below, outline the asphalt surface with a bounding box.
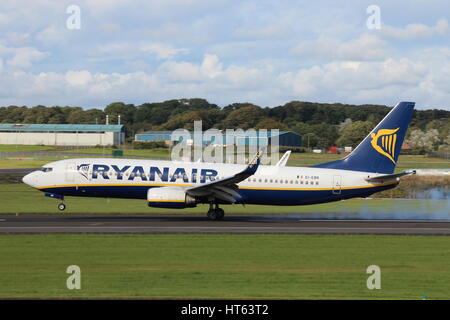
[0,214,449,235]
[0,168,36,175]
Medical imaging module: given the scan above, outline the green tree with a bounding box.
[254,118,289,130]
[161,110,216,131]
[336,121,373,147]
[104,102,136,125]
[221,105,263,129]
[407,129,440,151]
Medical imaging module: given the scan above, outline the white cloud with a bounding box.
[1,53,446,110]
[282,58,428,95]
[65,70,92,86]
[36,26,66,45]
[280,58,432,105]
[292,34,388,61]
[140,43,189,59]
[94,41,188,61]
[0,44,47,68]
[158,54,263,88]
[381,19,449,40]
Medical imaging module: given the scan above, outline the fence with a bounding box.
[428,152,450,160]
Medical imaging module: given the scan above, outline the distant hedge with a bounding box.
[132,141,167,149]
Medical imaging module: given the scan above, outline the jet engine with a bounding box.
[147,186,197,209]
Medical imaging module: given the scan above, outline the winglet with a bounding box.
[276,150,291,167]
[246,148,265,173]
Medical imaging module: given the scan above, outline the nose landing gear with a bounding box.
[207,203,224,221]
[44,193,65,211]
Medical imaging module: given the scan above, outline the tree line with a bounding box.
[1,98,449,151]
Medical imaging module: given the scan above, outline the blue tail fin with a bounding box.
[314,101,415,174]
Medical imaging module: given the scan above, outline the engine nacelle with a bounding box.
[147,186,197,209]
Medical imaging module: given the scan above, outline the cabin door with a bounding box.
[332,175,342,194]
[65,163,76,182]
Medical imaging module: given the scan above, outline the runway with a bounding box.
[0,214,450,235]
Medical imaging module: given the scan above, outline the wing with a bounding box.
[186,148,264,203]
[365,170,416,182]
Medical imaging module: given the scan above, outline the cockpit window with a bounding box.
[38,167,53,173]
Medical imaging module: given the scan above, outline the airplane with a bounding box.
[22,101,416,220]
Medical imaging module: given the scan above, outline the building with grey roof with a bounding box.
[0,124,124,146]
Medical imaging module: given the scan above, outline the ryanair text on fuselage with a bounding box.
[86,164,218,183]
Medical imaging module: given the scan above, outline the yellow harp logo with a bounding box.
[370,128,400,164]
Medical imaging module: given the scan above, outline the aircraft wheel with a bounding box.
[216,208,225,220]
[58,203,66,211]
[207,209,218,221]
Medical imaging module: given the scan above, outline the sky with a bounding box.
[0,0,449,110]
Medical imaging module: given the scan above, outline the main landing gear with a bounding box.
[58,203,66,211]
[207,203,224,221]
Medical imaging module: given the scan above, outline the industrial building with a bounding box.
[135,130,302,147]
[0,124,124,146]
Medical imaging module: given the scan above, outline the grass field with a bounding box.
[55,147,170,158]
[0,183,448,216]
[0,234,449,299]
[0,145,58,152]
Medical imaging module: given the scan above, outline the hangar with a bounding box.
[0,123,124,146]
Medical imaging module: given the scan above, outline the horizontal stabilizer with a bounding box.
[365,170,416,182]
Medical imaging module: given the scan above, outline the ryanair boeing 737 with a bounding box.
[22,102,416,220]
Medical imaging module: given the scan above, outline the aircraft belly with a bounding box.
[38,182,396,205]
[237,183,396,206]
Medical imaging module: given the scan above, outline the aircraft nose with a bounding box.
[22,172,35,187]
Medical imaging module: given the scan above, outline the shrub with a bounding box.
[132,141,167,149]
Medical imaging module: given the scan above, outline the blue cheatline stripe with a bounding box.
[38,182,397,206]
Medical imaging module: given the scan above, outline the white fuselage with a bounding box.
[23,158,398,206]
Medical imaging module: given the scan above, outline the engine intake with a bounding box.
[147,186,197,209]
